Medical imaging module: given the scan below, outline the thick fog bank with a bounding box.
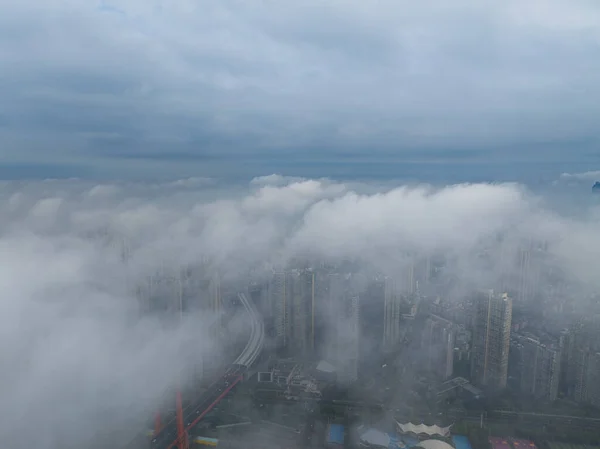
[0,174,598,448]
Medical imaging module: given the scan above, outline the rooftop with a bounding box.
[396,422,452,438]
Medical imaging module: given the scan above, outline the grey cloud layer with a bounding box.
[1,0,599,171]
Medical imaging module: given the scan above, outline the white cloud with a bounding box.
[285,183,532,264]
[1,176,599,447]
[250,174,307,187]
[560,170,600,181]
[166,177,214,188]
[87,184,121,197]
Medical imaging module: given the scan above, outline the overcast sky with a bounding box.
[0,0,599,180]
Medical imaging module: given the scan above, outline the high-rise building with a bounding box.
[562,322,600,407]
[270,270,288,350]
[562,325,583,398]
[414,255,433,290]
[383,277,402,349]
[585,352,600,407]
[269,269,316,355]
[208,272,222,330]
[571,347,590,403]
[470,290,512,389]
[289,269,316,355]
[562,320,600,405]
[325,273,360,383]
[422,314,455,380]
[359,278,386,376]
[403,260,416,295]
[137,266,191,315]
[516,243,542,304]
[382,271,422,350]
[514,335,561,402]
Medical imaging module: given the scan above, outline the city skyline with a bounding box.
[2,174,600,448]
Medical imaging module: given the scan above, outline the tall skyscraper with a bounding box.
[325,273,360,383]
[568,347,598,406]
[208,272,222,331]
[422,314,455,380]
[563,322,600,407]
[403,260,416,295]
[516,243,541,304]
[470,290,512,389]
[269,269,316,355]
[383,270,421,350]
[289,269,316,355]
[383,276,402,349]
[586,352,600,407]
[359,278,386,376]
[514,335,561,402]
[270,270,288,350]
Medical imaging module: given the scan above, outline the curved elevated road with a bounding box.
[233,292,265,367]
[126,292,264,449]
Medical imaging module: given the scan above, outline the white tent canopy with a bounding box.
[396,422,451,438]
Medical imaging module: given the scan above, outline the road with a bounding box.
[148,292,264,449]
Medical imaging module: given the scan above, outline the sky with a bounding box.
[1,173,600,448]
[1,0,600,181]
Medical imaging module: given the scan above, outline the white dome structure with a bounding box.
[416,440,455,449]
[359,428,391,448]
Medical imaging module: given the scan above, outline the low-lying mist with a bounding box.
[0,174,597,449]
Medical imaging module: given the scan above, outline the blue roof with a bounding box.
[327,424,344,445]
[386,433,424,449]
[452,435,473,449]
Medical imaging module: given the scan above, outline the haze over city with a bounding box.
[1,2,600,449]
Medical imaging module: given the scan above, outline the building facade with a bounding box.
[422,314,455,380]
[514,335,561,401]
[269,269,316,355]
[470,290,512,389]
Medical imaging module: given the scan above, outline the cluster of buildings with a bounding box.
[428,287,600,408]
[258,258,427,384]
[131,235,600,433]
[255,238,600,411]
